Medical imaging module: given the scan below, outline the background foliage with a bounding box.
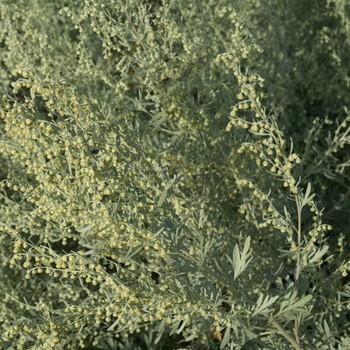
[0,0,349,349]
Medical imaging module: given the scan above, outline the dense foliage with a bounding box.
[0,0,349,349]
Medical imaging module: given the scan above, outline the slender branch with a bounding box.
[270,318,301,350]
[294,195,303,347]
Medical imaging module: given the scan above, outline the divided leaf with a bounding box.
[302,182,316,206]
[252,294,279,316]
[226,236,252,280]
[277,294,313,318]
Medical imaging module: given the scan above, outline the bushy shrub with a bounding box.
[0,0,349,349]
[236,0,350,243]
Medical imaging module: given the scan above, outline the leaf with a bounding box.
[176,320,188,334]
[291,294,313,309]
[252,294,279,316]
[157,177,176,208]
[278,290,297,313]
[309,245,329,264]
[150,111,166,130]
[203,240,213,256]
[226,236,252,280]
[242,236,251,257]
[324,319,330,338]
[183,334,198,342]
[279,294,313,315]
[76,225,93,233]
[163,254,173,265]
[158,317,167,334]
[157,188,168,207]
[233,245,240,270]
[244,327,258,340]
[231,323,239,338]
[289,137,294,154]
[107,318,119,331]
[283,205,291,219]
[302,182,315,206]
[175,279,183,291]
[220,326,231,349]
[170,320,182,336]
[305,182,311,200]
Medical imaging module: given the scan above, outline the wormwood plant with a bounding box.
[234,0,350,246]
[0,0,349,349]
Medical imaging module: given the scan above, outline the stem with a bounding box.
[295,196,302,285]
[294,195,303,347]
[270,319,301,350]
